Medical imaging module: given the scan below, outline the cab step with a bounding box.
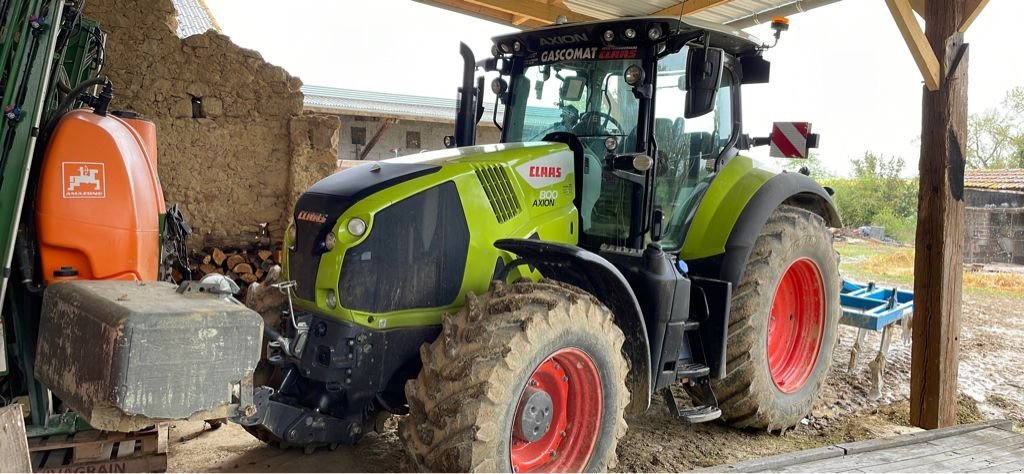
[661,386,722,423]
[661,372,722,424]
[676,404,722,423]
[676,362,710,380]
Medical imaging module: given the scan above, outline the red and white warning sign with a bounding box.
[62,162,106,198]
[769,122,812,159]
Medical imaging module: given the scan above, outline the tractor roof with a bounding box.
[493,16,764,57]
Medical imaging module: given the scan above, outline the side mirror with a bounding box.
[685,46,724,119]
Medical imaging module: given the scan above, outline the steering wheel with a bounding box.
[573,111,623,136]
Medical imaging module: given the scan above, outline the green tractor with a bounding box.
[233,15,842,472]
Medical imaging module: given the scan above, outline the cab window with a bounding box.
[653,47,735,250]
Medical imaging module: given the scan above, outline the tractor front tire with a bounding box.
[713,205,840,432]
[401,280,629,472]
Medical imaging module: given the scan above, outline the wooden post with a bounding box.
[910,0,968,429]
[0,404,31,472]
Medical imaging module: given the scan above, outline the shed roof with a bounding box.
[414,0,840,29]
[302,85,494,124]
[170,0,220,38]
[964,169,1024,192]
[302,85,563,126]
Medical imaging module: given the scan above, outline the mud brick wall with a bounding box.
[84,0,339,244]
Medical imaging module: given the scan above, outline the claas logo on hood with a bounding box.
[297,211,328,224]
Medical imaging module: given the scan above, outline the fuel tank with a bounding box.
[35,109,164,283]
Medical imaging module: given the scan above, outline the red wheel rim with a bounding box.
[767,258,825,393]
[509,347,602,473]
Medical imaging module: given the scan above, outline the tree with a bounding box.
[827,152,917,238]
[777,152,834,179]
[966,86,1024,169]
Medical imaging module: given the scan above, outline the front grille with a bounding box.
[338,181,469,313]
[474,164,521,223]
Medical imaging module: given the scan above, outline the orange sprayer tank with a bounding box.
[36,109,164,283]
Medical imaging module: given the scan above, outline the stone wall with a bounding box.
[84,0,339,244]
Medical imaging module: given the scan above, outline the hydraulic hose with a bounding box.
[39,77,108,141]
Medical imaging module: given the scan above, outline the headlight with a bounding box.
[326,290,337,309]
[648,25,662,40]
[623,28,637,39]
[324,232,336,251]
[603,30,615,42]
[624,65,645,86]
[347,218,367,236]
[491,77,508,95]
[633,154,653,172]
[499,42,512,53]
[513,41,522,52]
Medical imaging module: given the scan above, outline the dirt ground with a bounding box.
[168,241,1024,472]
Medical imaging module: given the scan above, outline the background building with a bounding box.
[964,169,1024,265]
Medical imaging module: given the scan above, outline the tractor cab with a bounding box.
[473,17,771,251]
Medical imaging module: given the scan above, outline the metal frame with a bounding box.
[840,280,914,331]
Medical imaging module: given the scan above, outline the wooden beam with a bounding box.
[885,0,941,91]
[910,0,967,430]
[459,0,594,24]
[512,14,531,26]
[412,0,546,28]
[358,118,398,160]
[0,405,31,472]
[652,0,732,17]
[959,0,989,32]
[909,0,925,16]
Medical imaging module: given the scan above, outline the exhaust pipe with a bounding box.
[454,42,479,147]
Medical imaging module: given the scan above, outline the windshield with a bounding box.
[504,59,641,147]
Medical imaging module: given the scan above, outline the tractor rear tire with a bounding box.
[401,280,630,472]
[711,205,840,432]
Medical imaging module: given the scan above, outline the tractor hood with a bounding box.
[291,141,573,301]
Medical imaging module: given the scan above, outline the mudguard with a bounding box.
[692,171,841,289]
[494,238,652,414]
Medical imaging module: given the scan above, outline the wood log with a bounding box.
[225,254,246,271]
[258,250,273,261]
[232,263,254,275]
[211,248,227,266]
[198,263,218,275]
[240,273,259,284]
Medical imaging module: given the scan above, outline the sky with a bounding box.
[203,0,1023,176]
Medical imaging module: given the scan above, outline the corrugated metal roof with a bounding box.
[301,85,562,125]
[171,0,220,38]
[302,85,487,123]
[544,0,815,25]
[965,169,1024,192]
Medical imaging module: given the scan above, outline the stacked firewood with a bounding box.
[167,228,282,297]
[189,246,280,285]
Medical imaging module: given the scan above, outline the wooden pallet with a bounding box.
[28,423,168,473]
